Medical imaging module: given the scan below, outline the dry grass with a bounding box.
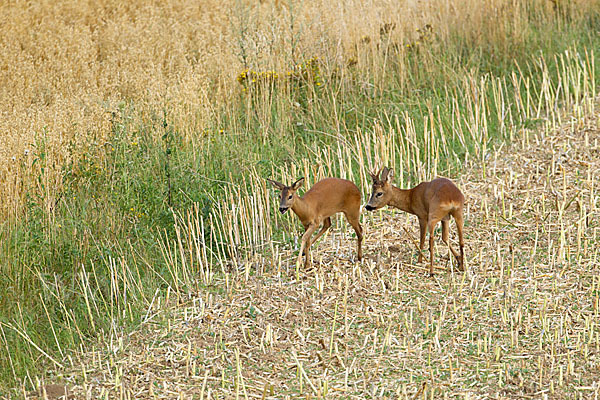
[1,0,596,219]
[23,102,600,398]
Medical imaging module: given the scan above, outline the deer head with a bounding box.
[266,177,305,214]
[365,167,394,211]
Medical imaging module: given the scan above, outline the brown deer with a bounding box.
[267,177,363,268]
[365,167,465,276]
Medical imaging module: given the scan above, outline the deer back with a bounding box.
[302,178,361,215]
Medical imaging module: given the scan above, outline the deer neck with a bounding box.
[389,186,413,214]
[291,196,312,224]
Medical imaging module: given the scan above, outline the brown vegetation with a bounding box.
[1,0,595,219]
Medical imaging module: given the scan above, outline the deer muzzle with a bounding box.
[279,207,289,214]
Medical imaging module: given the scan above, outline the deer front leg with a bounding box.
[298,223,319,268]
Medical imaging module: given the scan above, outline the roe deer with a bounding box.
[267,177,363,268]
[365,167,465,276]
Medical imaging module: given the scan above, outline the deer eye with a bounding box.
[288,195,293,200]
[376,192,383,197]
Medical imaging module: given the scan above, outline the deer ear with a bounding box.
[266,179,285,190]
[291,177,305,190]
[381,167,393,182]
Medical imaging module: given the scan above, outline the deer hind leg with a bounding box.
[344,210,363,261]
[309,217,331,248]
[427,219,441,276]
[451,208,465,270]
[441,218,461,266]
[427,205,452,276]
[418,217,427,264]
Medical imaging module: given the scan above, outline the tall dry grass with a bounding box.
[1,0,596,220]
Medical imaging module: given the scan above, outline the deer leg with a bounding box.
[309,217,331,248]
[299,223,319,268]
[418,217,427,263]
[441,218,460,264]
[452,209,465,270]
[300,222,309,256]
[345,211,363,261]
[427,218,442,276]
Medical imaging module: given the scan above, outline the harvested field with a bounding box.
[29,110,600,398]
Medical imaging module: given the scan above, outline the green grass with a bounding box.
[1,6,600,394]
